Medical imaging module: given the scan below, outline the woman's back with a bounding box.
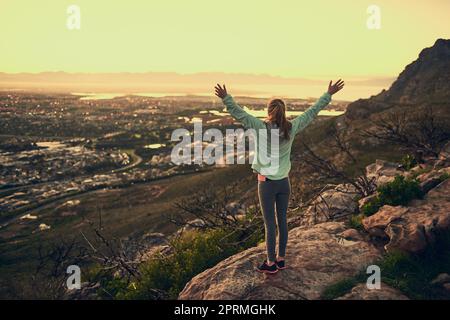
[222,93,332,179]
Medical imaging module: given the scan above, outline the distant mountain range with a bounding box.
[0,71,394,101]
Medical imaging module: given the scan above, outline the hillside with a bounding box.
[345,38,450,120]
[179,39,450,300]
[291,39,450,178]
[5,39,448,300]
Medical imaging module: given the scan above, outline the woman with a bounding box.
[214,80,344,274]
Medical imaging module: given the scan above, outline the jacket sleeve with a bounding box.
[291,92,332,135]
[222,94,265,129]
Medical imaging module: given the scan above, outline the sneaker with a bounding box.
[275,259,286,270]
[256,261,278,274]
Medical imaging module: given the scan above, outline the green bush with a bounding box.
[322,231,450,300]
[321,276,364,300]
[379,232,450,299]
[360,197,383,216]
[98,226,263,300]
[360,175,423,217]
[377,175,423,206]
[439,172,450,182]
[401,154,417,171]
[349,214,365,230]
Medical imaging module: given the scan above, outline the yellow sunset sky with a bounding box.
[0,0,449,99]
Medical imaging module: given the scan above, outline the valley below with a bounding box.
[0,89,345,297]
[1,39,449,300]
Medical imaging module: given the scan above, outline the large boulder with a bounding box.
[177,219,206,234]
[123,232,169,263]
[365,160,404,187]
[416,169,447,194]
[225,202,246,216]
[425,177,450,201]
[336,283,409,300]
[179,222,381,300]
[358,193,378,211]
[301,184,360,226]
[434,142,450,168]
[338,228,365,242]
[362,179,450,253]
[431,273,450,285]
[65,282,101,300]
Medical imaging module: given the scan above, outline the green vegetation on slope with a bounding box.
[0,164,255,297]
[322,231,450,300]
[360,175,423,216]
[89,226,264,299]
[325,170,450,300]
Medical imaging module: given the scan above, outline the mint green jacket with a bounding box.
[222,93,332,180]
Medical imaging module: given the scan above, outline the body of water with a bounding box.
[199,107,344,119]
[72,93,126,100]
[36,141,66,149]
[72,93,345,119]
[72,92,191,100]
[144,143,166,149]
[71,82,389,102]
[212,106,344,118]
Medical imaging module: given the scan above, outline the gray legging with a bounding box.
[258,177,290,262]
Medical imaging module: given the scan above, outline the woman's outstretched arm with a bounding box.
[215,84,265,130]
[291,79,344,135]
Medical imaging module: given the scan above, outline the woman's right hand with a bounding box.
[327,79,345,95]
[214,84,228,99]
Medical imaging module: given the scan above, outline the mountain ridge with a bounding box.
[345,38,450,120]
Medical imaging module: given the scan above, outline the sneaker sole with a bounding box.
[277,266,287,270]
[256,268,278,274]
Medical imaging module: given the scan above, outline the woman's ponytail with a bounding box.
[267,99,292,140]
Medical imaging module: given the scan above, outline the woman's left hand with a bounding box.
[214,84,228,99]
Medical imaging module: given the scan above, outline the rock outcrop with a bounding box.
[417,170,446,194]
[179,162,450,300]
[362,179,450,253]
[298,159,406,227]
[298,184,360,226]
[336,283,409,300]
[179,222,380,300]
[431,273,450,286]
[297,159,414,228]
[435,142,450,168]
[123,232,170,263]
[365,160,404,187]
[381,39,450,104]
[345,39,450,120]
[177,218,206,234]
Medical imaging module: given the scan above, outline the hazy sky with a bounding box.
[0,0,449,78]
